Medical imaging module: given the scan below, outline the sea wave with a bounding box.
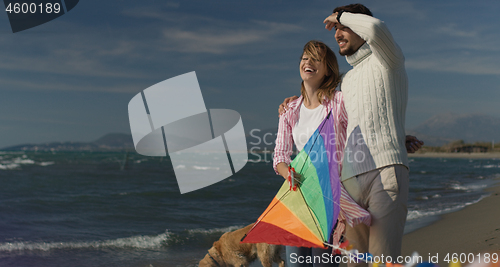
[187,225,244,235]
[192,166,220,171]
[38,161,55,166]
[12,158,35,165]
[478,164,500,169]
[406,195,487,221]
[0,163,20,170]
[0,155,55,169]
[450,183,488,191]
[0,232,171,252]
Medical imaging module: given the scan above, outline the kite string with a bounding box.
[292,111,343,243]
[291,172,341,210]
[323,242,369,263]
[297,186,326,242]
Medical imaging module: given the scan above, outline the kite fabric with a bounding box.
[242,111,341,248]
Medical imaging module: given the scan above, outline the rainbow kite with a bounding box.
[242,112,340,248]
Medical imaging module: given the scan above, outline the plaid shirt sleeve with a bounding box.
[273,97,303,175]
[273,109,295,175]
[333,91,348,174]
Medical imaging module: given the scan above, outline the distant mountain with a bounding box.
[1,129,280,152]
[2,129,279,152]
[5,113,497,151]
[1,133,134,151]
[405,130,457,147]
[410,113,500,145]
[93,133,134,148]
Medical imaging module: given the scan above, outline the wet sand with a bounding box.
[408,152,500,159]
[402,184,500,265]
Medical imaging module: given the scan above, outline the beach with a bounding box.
[409,152,500,159]
[402,183,500,265]
[404,153,500,266]
[2,152,500,267]
[404,153,500,265]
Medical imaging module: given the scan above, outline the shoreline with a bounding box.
[402,183,500,264]
[409,152,500,159]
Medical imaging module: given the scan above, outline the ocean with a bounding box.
[0,151,499,267]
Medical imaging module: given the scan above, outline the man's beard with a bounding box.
[339,47,356,56]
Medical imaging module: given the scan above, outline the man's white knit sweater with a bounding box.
[339,12,408,180]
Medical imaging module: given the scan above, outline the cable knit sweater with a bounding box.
[339,12,408,180]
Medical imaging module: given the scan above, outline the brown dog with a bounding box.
[199,224,285,267]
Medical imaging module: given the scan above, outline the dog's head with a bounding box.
[198,241,226,267]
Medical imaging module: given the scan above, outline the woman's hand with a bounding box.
[287,166,302,191]
[277,162,302,190]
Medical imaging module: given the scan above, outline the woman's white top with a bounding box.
[292,102,326,151]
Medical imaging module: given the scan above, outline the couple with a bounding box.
[273,4,423,267]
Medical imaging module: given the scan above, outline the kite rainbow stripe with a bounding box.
[242,112,340,248]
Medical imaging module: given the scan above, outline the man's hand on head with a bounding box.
[324,12,340,31]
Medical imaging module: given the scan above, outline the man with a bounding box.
[280,4,422,266]
[326,4,410,265]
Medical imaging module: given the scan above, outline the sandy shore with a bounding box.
[402,184,500,265]
[409,152,500,159]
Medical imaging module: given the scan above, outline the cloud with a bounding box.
[368,0,426,20]
[121,5,305,54]
[160,20,304,54]
[406,55,500,75]
[434,23,477,38]
[0,114,82,125]
[401,16,500,76]
[0,32,151,79]
[0,75,146,93]
[0,3,306,94]
[161,28,263,54]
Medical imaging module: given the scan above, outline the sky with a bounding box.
[0,0,499,148]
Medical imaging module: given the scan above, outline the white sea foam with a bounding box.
[474,164,500,169]
[0,231,171,252]
[38,161,55,166]
[192,166,220,171]
[450,183,487,191]
[187,225,243,235]
[482,164,499,168]
[0,163,20,170]
[0,156,54,168]
[407,196,486,221]
[13,158,35,164]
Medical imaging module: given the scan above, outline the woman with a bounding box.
[273,40,349,267]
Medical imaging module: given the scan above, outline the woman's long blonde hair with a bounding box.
[300,40,341,104]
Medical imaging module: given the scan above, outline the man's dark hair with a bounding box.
[333,3,373,17]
